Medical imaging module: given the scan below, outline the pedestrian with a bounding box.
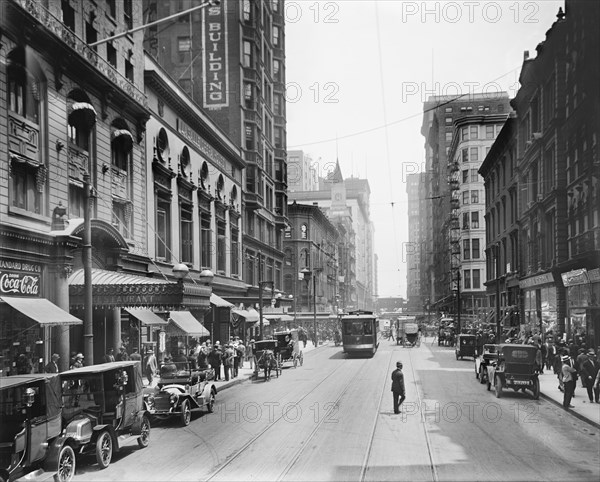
[129,348,142,361]
[173,349,187,364]
[247,339,255,370]
[546,339,556,371]
[580,350,600,403]
[104,348,115,363]
[562,354,577,409]
[16,353,33,374]
[391,361,406,414]
[223,344,234,381]
[45,353,60,373]
[70,353,84,370]
[116,346,129,361]
[144,349,157,385]
[197,343,209,369]
[236,339,246,370]
[209,342,222,380]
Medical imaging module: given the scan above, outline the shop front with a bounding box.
[0,259,82,375]
[231,308,260,343]
[562,268,600,350]
[519,272,560,340]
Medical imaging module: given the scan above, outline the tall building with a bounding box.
[406,173,423,311]
[289,162,374,311]
[422,93,510,317]
[143,0,289,303]
[287,150,318,192]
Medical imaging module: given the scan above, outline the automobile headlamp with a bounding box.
[170,393,178,404]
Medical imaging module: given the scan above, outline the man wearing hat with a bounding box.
[70,353,84,370]
[580,350,600,403]
[144,349,157,385]
[561,355,577,409]
[45,353,60,373]
[391,361,406,414]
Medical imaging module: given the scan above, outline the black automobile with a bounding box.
[60,361,151,470]
[0,374,76,482]
[487,344,541,399]
[455,334,477,360]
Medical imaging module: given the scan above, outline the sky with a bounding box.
[284,0,565,299]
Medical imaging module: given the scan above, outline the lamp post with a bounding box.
[258,280,274,341]
[83,172,94,364]
[301,268,318,348]
[288,294,296,328]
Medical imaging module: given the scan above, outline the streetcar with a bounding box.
[341,310,379,357]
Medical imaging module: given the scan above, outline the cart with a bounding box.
[252,340,282,381]
[274,329,304,367]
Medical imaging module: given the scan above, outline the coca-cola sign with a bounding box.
[0,260,42,297]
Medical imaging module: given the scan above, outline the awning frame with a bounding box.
[0,296,83,326]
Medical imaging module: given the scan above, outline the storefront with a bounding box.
[519,272,560,339]
[0,259,82,375]
[562,268,600,349]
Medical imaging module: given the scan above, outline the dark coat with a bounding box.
[581,358,600,387]
[391,368,405,394]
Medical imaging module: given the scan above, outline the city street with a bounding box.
[72,339,600,482]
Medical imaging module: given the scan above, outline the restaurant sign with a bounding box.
[202,0,229,109]
[0,260,42,297]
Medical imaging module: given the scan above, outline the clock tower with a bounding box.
[329,160,346,213]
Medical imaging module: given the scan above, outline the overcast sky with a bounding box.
[285,0,564,299]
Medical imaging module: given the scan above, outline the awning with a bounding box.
[124,308,167,326]
[0,296,82,326]
[211,293,234,308]
[231,308,259,323]
[168,311,210,337]
[261,318,270,326]
[111,129,133,150]
[68,101,97,128]
[264,314,294,322]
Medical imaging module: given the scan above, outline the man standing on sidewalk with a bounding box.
[581,350,600,403]
[391,361,405,414]
[562,354,577,409]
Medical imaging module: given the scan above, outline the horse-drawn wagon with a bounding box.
[252,340,281,381]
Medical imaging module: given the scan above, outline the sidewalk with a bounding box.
[210,340,321,391]
[538,369,600,429]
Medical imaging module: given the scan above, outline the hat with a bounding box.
[561,355,570,361]
[51,353,60,360]
[215,341,221,345]
[250,339,255,343]
[396,361,403,367]
[75,353,84,359]
[578,348,585,353]
[588,350,596,356]
[147,349,154,354]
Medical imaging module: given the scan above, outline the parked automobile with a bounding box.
[60,361,150,470]
[0,374,76,482]
[486,344,540,399]
[143,362,216,426]
[475,344,499,384]
[455,334,477,360]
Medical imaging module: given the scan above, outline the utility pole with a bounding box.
[83,173,94,364]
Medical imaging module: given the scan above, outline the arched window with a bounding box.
[110,119,134,237]
[156,128,169,163]
[230,185,238,207]
[67,89,96,152]
[200,161,209,190]
[216,174,224,200]
[180,146,190,178]
[111,118,133,172]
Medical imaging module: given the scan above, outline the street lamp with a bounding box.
[172,262,190,281]
[301,268,318,347]
[288,294,296,327]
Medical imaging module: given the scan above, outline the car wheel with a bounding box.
[137,416,151,448]
[532,378,540,400]
[494,376,503,399]
[479,368,486,384]
[95,431,113,469]
[207,391,215,413]
[54,444,76,482]
[487,379,491,391]
[180,399,191,426]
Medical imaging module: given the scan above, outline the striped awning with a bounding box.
[1,296,82,326]
[168,311,210,337]
[210,293,234,308]
[231,308,259,323]
[124,308,167,326]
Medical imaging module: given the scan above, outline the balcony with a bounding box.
[111,167,130,200]
[67,145,89,182]
[450,198,460,210]
[274,208,287,228]
[8,0,147,109]
[243,190,263,211]
[449,180,460,191]
[242,67,256,82]
[569,228,600,258]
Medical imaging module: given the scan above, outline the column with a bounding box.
[54,264,72,372]
[113,307,122,353]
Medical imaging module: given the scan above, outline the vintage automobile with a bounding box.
[474,344,499,384]
[252,340,282,381]
[143,362,216,426]
[455,334,477,360]
[0,374,76,482]
[60,361,150,470]
[486,344,541,399]
[274,330,303,368]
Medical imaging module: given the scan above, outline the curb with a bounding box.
[539,392,600,430]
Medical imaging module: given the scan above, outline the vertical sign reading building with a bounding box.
[202,0,229,109]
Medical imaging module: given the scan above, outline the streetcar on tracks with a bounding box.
[341,310,379,357]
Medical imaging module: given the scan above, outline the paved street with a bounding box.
[72,339,600,482]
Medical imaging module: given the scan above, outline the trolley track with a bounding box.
[203,353,374,481]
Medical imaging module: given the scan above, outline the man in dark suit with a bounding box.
[581,350,600,403]
[391,361,406,414]
[45,353,60,373]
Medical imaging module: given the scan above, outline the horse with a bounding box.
[259,350,278,381]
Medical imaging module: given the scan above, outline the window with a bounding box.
[301,223,307,239]
[107,43,117,68]
[462,170,469,183]
[445,117,453,124]
[178,37,191,52]
[462,148,468,163]
[124,0,133,29]
[86,21,97,51]
[463,239,471,260]
[463,270,471,289]
[274,59,281,81]
[8,62,40,124]
[62,0,75,30]
[445,132,453,142]
[156,198,171,261]
[462,212,470,230]
[471,169,478,183]
[471,190,479,204]
[201,211,211,268]
[471,211,479,229]
[462,191,469,205]
[461,127,468,141]
[11,163,42,214]
[470,126,478,139]
[69,184,86,218]
[107,0,116,18]
[112,201,131,238]
[243,41,252,68]
[180,205,193,264]
[486,125,494,139]
[245,124,254,150]
[274,94,282,115]
[231,221,239,276]
[273,26,280,46]
[445,107,453,113]
[272,0,279,12]
[244,83,253,108]
[217,221,226,272]
[243,0,252,22]
[472,239,480,259]
[125,59,134,82]
[470,147,478,162]
[472,269,480,289]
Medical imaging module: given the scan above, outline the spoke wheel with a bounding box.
[137,416,151,448]
[479,367,486,384]
[207,391,215,413]
[532,378,540,400]
[54,444,76,482]
[95,431,113,469]
[180,399,191,426]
